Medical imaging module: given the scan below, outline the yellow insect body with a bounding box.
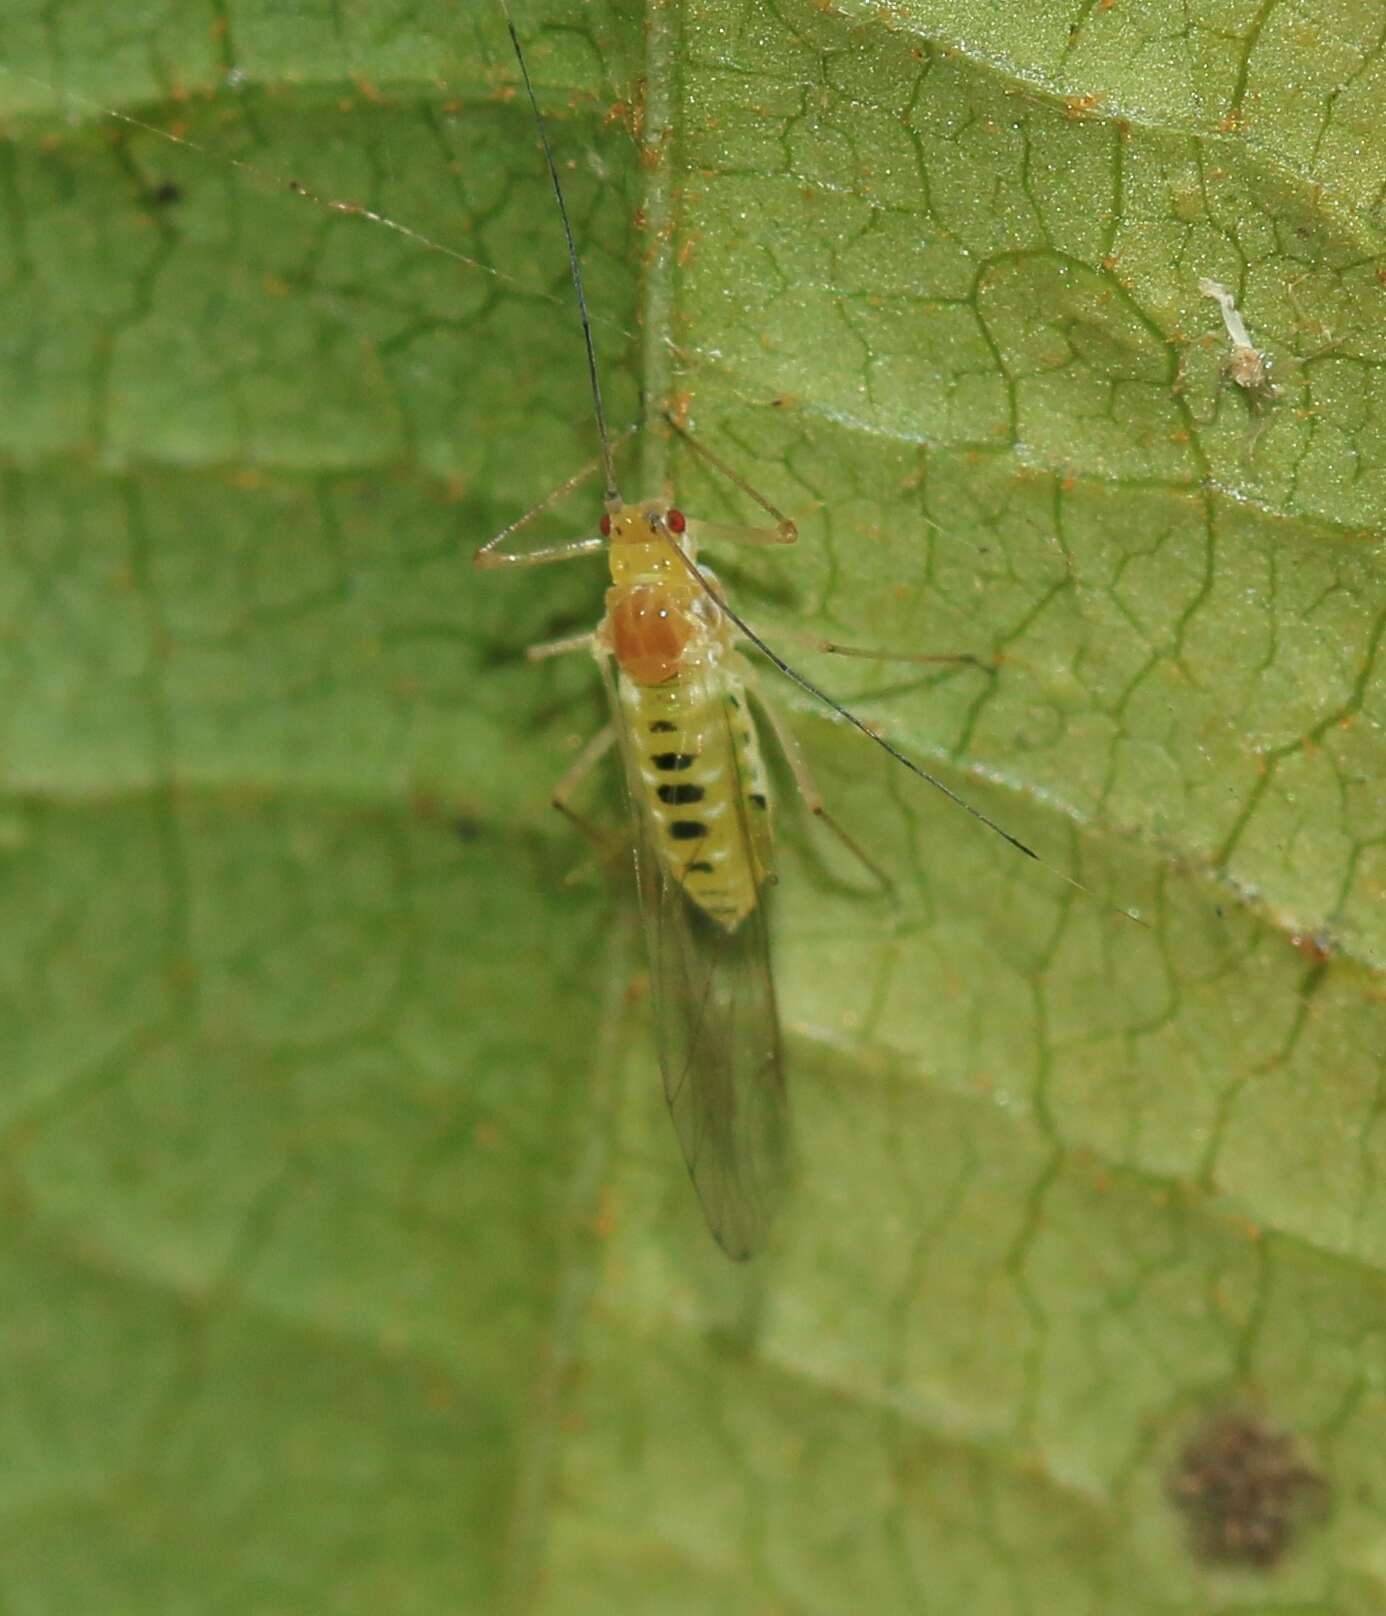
[602,501,771,930]
[593,497,785,1259]
[483,5,806,1257]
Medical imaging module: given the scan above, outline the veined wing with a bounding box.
[607,670,788,1260]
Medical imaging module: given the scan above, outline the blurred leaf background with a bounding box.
[0,0,1383,1610]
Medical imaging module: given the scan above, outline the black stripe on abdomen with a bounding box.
[657,782,704,806]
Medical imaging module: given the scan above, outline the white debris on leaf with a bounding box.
[1199,277,1280,404]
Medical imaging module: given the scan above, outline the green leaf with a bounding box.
[1,0,1382,1610]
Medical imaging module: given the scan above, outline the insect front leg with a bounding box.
[661,412,798,548]
[474,425,637,571]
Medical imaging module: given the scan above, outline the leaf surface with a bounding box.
[0,0,1382,1610]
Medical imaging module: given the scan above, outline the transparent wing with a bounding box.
[606,673,788,1260]
[643,848,787,1260]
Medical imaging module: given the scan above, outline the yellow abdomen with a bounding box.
[617,663,771,931]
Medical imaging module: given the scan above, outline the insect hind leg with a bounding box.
[742,665,891,892]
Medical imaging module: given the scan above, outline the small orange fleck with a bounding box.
[1064,92,1105,120]
[1290,930,1332,964]
[410,789,441,822]
[591,1186,619,1240]
[426,1380,457,1414]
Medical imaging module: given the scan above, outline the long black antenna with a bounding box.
[500,0,620,505]
[719,588,1039,860]
[669,547,1146,924]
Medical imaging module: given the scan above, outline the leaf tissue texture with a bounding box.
[0,0,1382,1610]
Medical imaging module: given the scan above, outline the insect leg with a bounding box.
[526,630,598,663]
[740,660,890,891]
[661,412,798,547]
[475,425,637,570]
[549,723,620,857]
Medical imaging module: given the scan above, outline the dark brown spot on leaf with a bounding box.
[1168,1413,1325,1568]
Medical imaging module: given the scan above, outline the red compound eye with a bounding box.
[667,508,687,534]
[599,513,612,537]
